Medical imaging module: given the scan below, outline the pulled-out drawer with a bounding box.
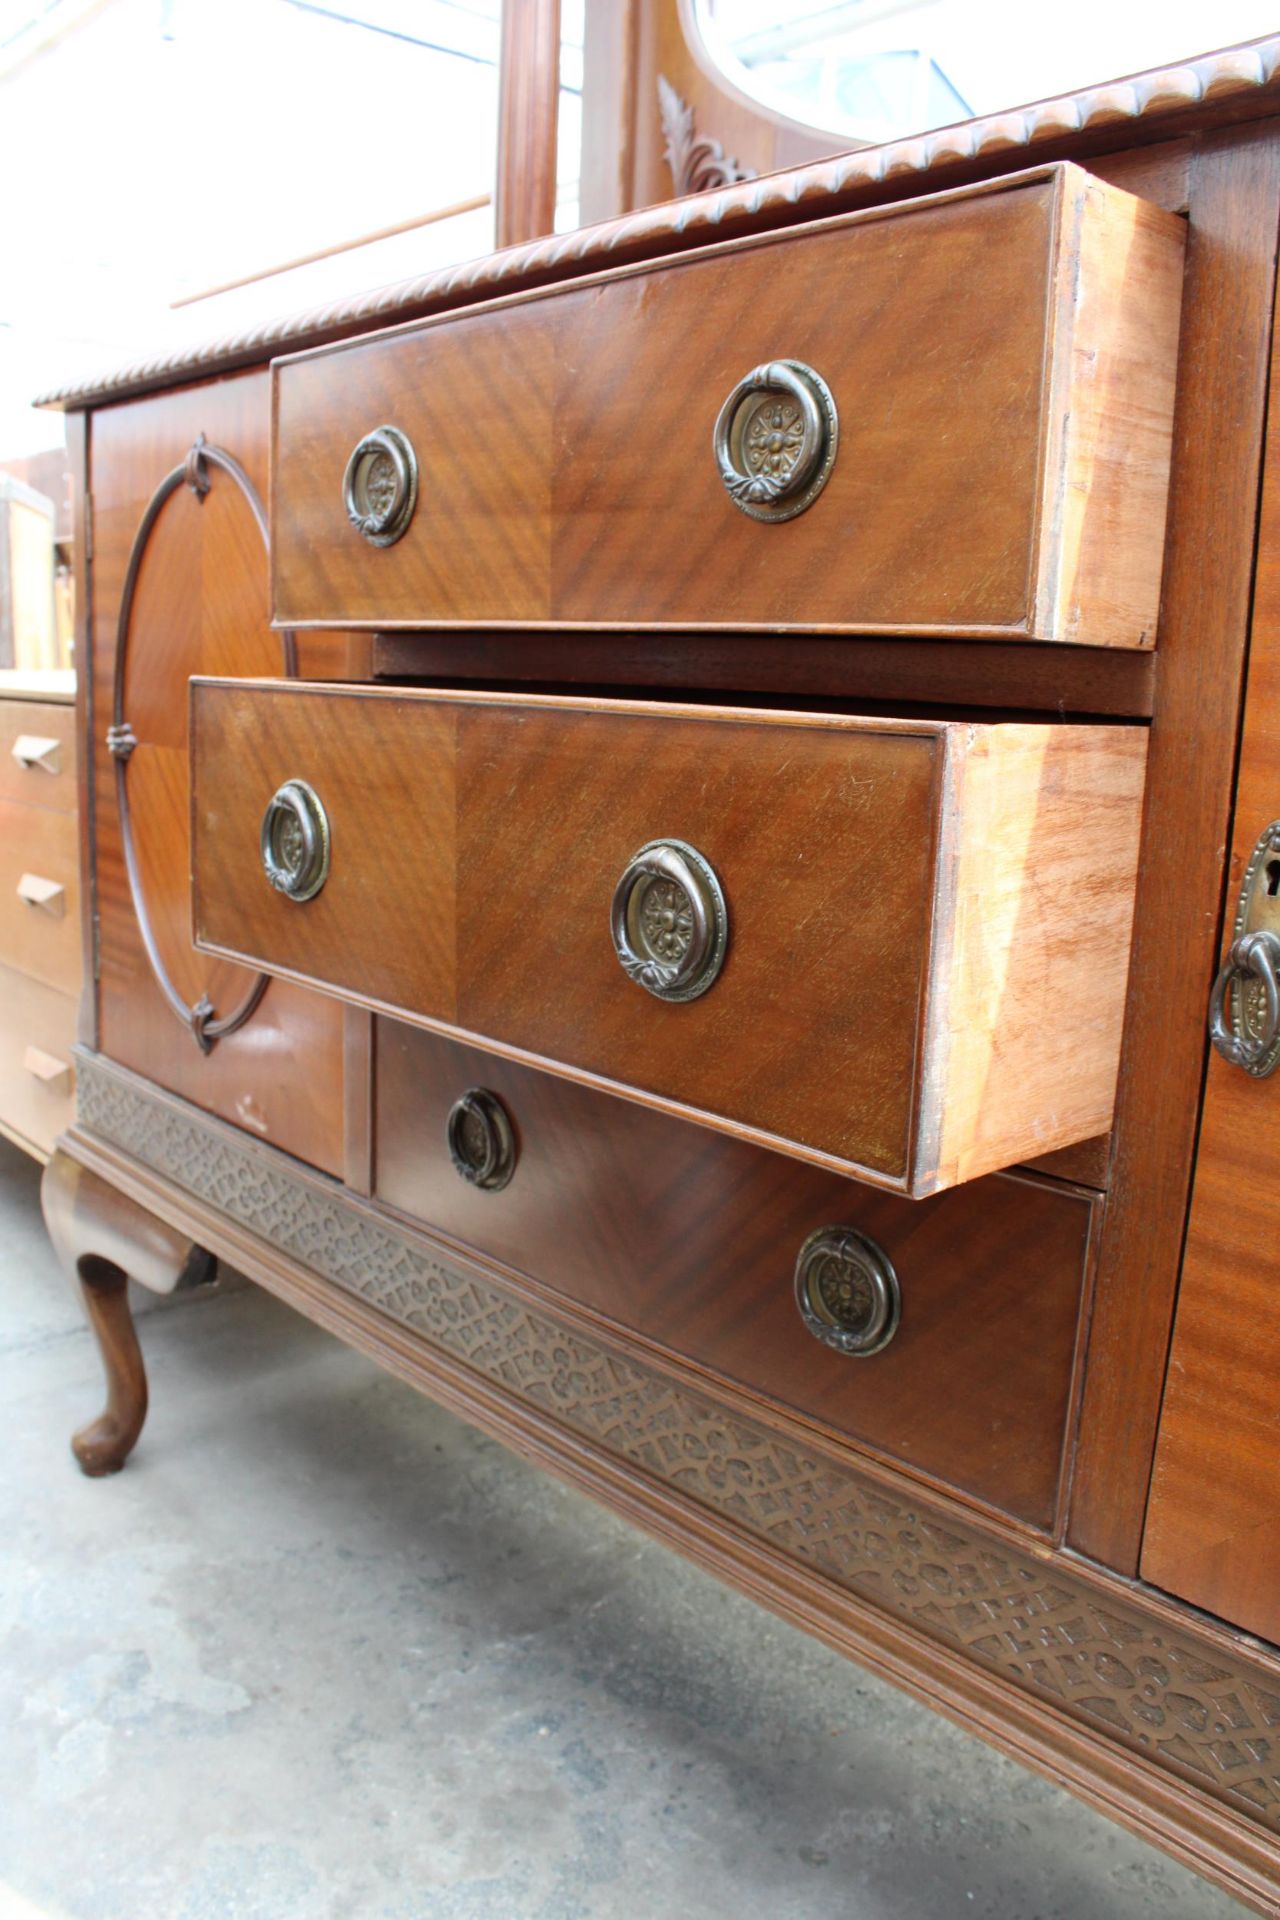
[190,680,1146,1196]
[271,163,1183,647]
[374,1025,1098,1531]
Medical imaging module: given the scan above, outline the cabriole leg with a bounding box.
[40,1148,216,1476]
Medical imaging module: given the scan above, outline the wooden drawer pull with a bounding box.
[23,1045,73,1095]
[794,1227,901,1356]
[12,733,62,775]
[17,872,66,916]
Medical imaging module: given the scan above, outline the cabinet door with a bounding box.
[90,372,346,1176]
[1141,352,1280,1638]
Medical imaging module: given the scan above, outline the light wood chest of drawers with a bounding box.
[0,675,78,1158]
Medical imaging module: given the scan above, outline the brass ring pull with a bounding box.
[794,1227,901,1357]
[713,359,838,522]
[342,424,418,547]
[260,779,331,903]
[1209,929,1280,1075]
[447,1088,517,1191]
[610,839,728,1003]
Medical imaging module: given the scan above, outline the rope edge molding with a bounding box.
[36,35,1280,413]
[73,1048,1280,1834]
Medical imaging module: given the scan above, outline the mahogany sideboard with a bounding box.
[34,35,1280,1913]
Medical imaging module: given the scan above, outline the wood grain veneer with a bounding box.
[271,164,1184,647]
[189,679,1146,1195]
[1139,199,1280,1639]
[374,1024,1095,1530]
[1068,125,1280,1572]
[88,374,345,1174]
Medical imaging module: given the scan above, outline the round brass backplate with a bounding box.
[793,1226,900,1357]
[610,839,728,1003]
[342,424,418,547]
[447,1088,517,1192]
[260,779,331,903]
[713,360,838,523]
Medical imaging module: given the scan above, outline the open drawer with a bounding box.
[270,163,1184,646]
[190,680,1147,1196]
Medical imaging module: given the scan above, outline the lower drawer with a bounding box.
[0,961,76,1158]
[374,1021,1098,1530]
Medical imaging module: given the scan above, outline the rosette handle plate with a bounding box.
[342,424,418,547]
[794,1227,901,1357]
[260,779,331,903]
[610,839,727,1004]
[713,359,838,522]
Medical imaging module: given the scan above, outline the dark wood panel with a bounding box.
[376,1025,1095,1529]
[1140,209,1280,1638]
[89,373,345,1175]
[371,630,1157,718]
[1068,125,1280,1572]
[272,166,1182,647]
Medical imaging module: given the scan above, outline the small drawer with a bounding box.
[374,1025,1097,1530]
[0,959,76,1158]
[271,162,1183,647]
[0,699,74,811]
[0,798,80,993]
[191,680,1146,1197]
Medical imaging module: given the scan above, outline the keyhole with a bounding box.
[1266,859,1280,897]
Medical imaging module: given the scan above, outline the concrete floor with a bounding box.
[0,1133,1247,1920]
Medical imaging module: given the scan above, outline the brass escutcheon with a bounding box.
[1209,818,1280,1077]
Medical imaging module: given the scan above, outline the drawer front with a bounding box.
[0,797,80,993]
[272,164,1183,647]
[0,698,74,811]
[374,1024,1096,1530]
[0,960,76,1158]
[191,680,1145,1196]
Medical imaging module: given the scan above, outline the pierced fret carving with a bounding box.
[75,1051,1280,1831]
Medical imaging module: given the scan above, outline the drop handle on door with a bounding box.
[1209,818,1280,1076]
